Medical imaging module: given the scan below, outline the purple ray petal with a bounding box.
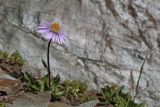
[37,28,50,34]
[43,32,53,40]
[51,33,56,42]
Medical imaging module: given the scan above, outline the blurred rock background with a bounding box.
[0,0,160,106]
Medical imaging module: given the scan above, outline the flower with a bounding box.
[37,21,67,44]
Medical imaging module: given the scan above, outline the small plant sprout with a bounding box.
[99,84,145,107]
[37,21,67,87]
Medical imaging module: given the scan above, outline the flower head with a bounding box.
[37,21,67,44]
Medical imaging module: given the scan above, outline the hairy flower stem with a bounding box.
[47,38,52,87]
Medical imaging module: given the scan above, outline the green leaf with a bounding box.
[138,103,145,107]
[101,87,109,96]
[0,102,6,107]
[55,90,65,97]
[44,80,50,91]
[41,74,48,82]
[38,80,45,92]
[51,90,65,100]
[101,86,115,102]
[41,59,48,69]
[116,86,124,96]
[41,75,50,91]
[24,72,35,85]
[128,100,136,107]
[30,82,40,91]
[51,75,60,88]
[38,74,51,91]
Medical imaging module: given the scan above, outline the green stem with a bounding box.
[47,38,52,87]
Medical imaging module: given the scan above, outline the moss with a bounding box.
[0,51,8,59]
[0,102,6,107]
[64,80,87,96]
[79,94,97,103]
[114,96,127,107]
[0,50,26,65]
[9,51,26,65]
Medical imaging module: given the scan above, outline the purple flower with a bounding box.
[37,21,67,44]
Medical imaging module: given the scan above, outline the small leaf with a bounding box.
[55,90,65,97]
[138,103,145,107]
[41,59,48,69]
[38,80,45,92]
[24,72,35,85]
[51,90,65,100]
[44,80,50,91]
[41,74,48,82]
[30,83,39,91]
[116,86,124,96]
[0,101,6,107]
[101,86,112,100]
[128,100,136,107]
[51,75,60,87]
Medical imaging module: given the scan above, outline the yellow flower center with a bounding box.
[50,22,61,33]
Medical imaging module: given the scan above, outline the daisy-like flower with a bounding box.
[36,21,68,87]
[37,21,67,44]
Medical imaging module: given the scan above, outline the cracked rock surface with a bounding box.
[0,0,160,106]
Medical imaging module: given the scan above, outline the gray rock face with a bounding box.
[0,0,160,106]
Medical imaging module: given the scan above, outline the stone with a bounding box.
[8,91,51,107]
[0,68,23,95]
[0,68,16,80]
[77,100,99,107]
[0,0,160,106]
[48,102,73,107]
[21,64,43,79]
[0,79,23,95]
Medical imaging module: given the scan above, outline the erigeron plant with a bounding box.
[22,72,65,100]
[37,21,67,87]
[64,80,87,99]
[99,84,145,107]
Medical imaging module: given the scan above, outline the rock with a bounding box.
[77,100,99,107]
[0,68,23,95]
[0,0,160,106]
[0,68,16,80]
[8,91,51,107]
[21,64,43,79]
[0,79,23,95]
[48,102,73,107]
